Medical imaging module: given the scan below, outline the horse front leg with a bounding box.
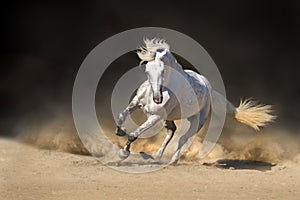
[115,96,139,136]
[118,114,161,159]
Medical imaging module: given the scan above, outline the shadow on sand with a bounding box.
[203,159,276,172]
[106,152,166,167]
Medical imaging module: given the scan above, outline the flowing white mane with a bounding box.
[137,38,170,62]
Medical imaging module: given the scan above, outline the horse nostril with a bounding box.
[153,97,163,104]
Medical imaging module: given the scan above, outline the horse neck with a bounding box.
[165,52,187,77]
[165,61,189,92]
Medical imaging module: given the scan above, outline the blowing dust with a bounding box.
[17,113,300,166]
[182,116,300,164]
[17,116,89,155]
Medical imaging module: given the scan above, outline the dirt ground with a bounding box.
[1,138,299,200]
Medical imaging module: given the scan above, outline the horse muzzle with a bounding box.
[153,96,163,104]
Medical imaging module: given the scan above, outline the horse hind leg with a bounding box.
[170,104,210,164]
[155,120,176,160]
[197,103,211,132]
[169,114,200,164]
[169,105,209,165]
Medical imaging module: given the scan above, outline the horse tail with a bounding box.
[211,90,276,131]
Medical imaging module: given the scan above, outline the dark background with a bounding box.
[1,1,299,136]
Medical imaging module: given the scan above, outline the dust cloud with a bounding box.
[183,117,300,165]
[17,116,89,155]
[16,112,300,166]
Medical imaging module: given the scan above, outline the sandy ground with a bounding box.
[1,138,299,200]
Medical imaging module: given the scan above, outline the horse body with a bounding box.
[136,69,211,120]
[115,38,275,164]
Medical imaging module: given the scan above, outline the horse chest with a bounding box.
[138,89,173,116]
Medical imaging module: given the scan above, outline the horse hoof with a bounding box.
[169,158,179,165]
[115,127,126,137]
[154,151,163,160]
[118,149,130,160]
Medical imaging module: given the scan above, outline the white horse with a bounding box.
[115,38,275,164]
